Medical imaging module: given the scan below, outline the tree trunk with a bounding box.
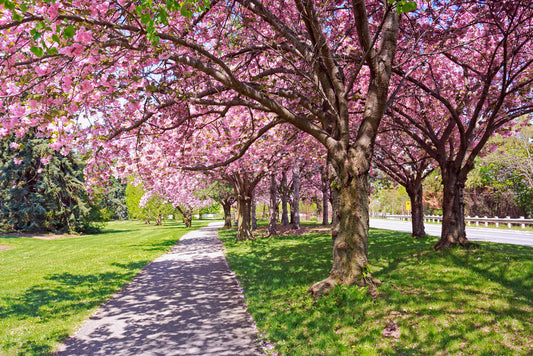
[292,163,301,229]
[222,201,232,228]
[308,3,399,296]
[406,183,426,238]
[280,171,290,226]
[156,214,162,226]
[435,167,470,250]
[268,173,277,236]
[315,195,322,220]
[183,215,192,228]
[227,172,262,241]
[177,206,193,228]
[251,190,257,231]
[289,201,294,225]
[309,170,379,297]
[237,193,253,241]
[321,164,330,225]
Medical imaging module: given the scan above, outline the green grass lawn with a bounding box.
[0,220,210,356]
[219,225,533,355]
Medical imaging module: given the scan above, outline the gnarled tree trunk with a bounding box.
[251,190,257,231]
[406,183,426,238]
[236,194,253,240]
[222,200,232,228]
[309,163,380,297]
[321,164,330,225]
[308,3,399,296]
[268,173,277,236]
[176,206,193,228]
[292,162,301,229]
[227,172,263,241]
[280,171,290,226]
[435,166,470,250]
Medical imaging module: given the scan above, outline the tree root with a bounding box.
[307,275,382,298]
[307,278,337,298]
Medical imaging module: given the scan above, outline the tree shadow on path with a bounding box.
[55,224,263,356]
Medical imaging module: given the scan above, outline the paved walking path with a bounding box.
[55,222,264,356]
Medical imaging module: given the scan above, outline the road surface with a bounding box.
[370,218,533,247]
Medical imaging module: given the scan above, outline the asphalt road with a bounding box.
[370,218,533,247]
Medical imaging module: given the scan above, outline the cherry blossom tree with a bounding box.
[392,0,533,249]
[0,0,404,295]
[374,126,435,237]
[197,180,235,228]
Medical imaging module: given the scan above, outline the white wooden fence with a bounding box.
[371,214,533,229]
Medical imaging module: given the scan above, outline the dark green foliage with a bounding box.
[95,178,129,221]
[0,130,103,234]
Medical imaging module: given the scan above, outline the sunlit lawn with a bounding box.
[0,220,210,356]
[220,224,533,355]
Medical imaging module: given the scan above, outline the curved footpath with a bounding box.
[55,222,264,356]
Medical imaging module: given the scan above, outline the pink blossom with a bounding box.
[62,76,72,92]
[13,158,23,165]
[9,142,19,149]
[35,65,48,76]
[74,29,92,44]
[47,3,59,19]
[28,100,39,109]
[37,168,43,174]
[60,147,70,156]
[49,141,63,150]
[69,102,79,113]
[12,105,26,116]
[41,155,52,165]
[80,80,92,94]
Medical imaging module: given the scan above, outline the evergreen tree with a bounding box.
[94,178,129,221]
[0,129,103,233]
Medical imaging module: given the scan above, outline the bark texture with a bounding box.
[321,164,330,225]
[292,163,301,229]
[268,173,277,236]
[308,2,399,297]
[435,166,470,250]
[222,202,232,228]
[251,191,257,231]
[280,172,290,226]
[226,172,263,241]
[406,183,426,238]
[236,195,253,241]
[309,169,380,297]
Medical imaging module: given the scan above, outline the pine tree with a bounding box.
[0,129,103,233]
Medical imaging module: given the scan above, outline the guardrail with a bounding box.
[371,213,533,229]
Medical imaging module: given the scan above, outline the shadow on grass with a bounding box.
[0,261,150,356]
[220,226,533,355]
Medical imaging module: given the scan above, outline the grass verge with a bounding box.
[0,220,210,356]
[219,226,533,355]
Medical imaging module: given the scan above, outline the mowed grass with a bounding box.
[0,220,210,356]
[219,226,533,355]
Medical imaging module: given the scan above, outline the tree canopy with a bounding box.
[1,0,532,295]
